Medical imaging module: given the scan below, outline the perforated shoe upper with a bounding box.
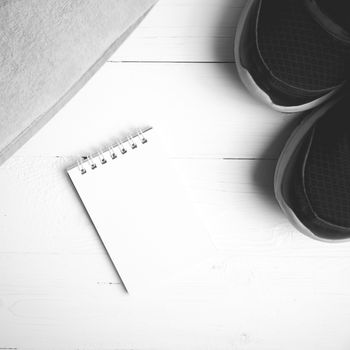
[285,96,350,240]
[236,0,350,109]
[257,0,350,92]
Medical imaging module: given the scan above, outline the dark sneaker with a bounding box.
[274,92,350,241]
[234,0,350,113]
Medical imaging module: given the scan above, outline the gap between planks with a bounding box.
[107,60,236,63]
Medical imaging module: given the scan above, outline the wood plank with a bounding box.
[111,0,246,62]
[1,252,350,350]
[2,153,350,349]
[2,156,350,256]
[16,62,300,159]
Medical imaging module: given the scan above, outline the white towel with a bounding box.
[0,0,157,165]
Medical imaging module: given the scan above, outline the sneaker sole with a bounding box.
[234,0,338,113]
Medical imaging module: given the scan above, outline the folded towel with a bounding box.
[0,0,157,165]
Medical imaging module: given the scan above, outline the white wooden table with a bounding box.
[2,1,350,349]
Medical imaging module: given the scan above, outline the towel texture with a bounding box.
[0,0,157,165]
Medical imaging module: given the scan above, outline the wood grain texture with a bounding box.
[110,0,245,62]
[2,157,350,349]
[17,62,300,159]
[2,0,350,349]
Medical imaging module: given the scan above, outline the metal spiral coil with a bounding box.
[76,128,149,175]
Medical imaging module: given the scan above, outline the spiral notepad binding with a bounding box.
[75,127,152,175]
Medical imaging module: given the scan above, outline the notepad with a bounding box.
[67,127,214,293]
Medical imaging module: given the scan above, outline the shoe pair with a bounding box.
[235,0,350,241]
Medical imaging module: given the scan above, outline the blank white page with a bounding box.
[67,128,215,293]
